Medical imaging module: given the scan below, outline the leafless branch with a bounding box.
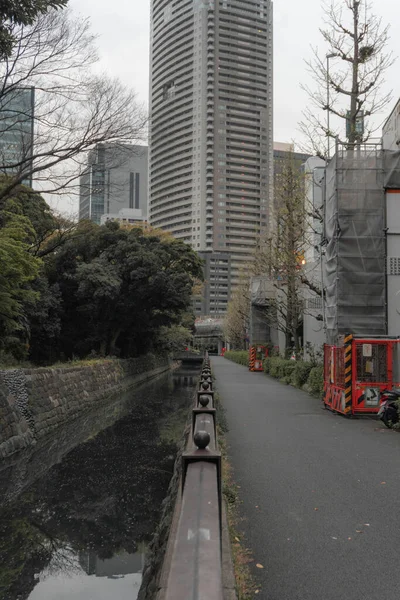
[0,9,148,202]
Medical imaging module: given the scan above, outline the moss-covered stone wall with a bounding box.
[0,356,170,459]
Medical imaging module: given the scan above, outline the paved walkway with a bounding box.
[212,357,400,600]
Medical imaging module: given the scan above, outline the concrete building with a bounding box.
[100,208,147,227]
[273,142,310,188]
[79,144,148,224]
[383,98,400,151]
[302,156,326,358]
[149,0,273,314]
[194,251,232,316]
[0,86,35,186]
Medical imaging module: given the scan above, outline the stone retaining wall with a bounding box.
[0,355,170,459]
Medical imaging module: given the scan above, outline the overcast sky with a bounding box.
[58,1,399,214]
[69,0,399,145]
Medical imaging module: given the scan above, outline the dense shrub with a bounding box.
[308,366,324,397]
[290,361,313,388]
[269,357,283,378]
[263,357,271,374]
[263,355,324,398]
[224,350,248,367]
[282,362,296,383]
[268,357,293,379]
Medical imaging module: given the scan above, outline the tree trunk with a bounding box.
[349,0,360,146]
[108,328,122,356]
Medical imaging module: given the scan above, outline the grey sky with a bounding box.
[69,0,399,146]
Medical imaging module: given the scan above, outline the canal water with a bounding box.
[0,365,199,600]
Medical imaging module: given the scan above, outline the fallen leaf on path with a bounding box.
[256,564,264,569]
[364,523,370,527]
[381,482,386,485]
[348,537,352,540]
[314,508,319,511]
[234,537,240,542]
[331,537,337,540]
[356,530,363,534]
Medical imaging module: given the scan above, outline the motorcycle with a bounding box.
[378,389,400,428]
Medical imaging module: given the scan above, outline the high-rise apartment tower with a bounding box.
[149,0,273,314]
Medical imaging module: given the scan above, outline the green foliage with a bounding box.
[263,357,271,374]
[0,203,41,354]
[290,361,314,387]
[154,325,193,354]
[0,178,202,363]
[43,221,203,361]
[264,356,324,398]
[0,181,66,359]
[308,366,324,397]
[269,357,288,379]
[224,351,248,367]
[0,0,68,58]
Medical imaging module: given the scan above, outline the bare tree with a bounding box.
[299,0,395,157]
[0,9,147,203]
[255,154,312,356]
[223,273,250,349]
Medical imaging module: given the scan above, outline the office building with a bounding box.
[79,144,148,224]
[149,0,273,314]
[100,207,147,227]
[0,86,35,186]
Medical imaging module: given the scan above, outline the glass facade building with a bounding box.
[0,87,35,186]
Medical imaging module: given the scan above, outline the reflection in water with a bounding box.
[0,366,198,600]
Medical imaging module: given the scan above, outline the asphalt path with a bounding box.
[212,357,400,600]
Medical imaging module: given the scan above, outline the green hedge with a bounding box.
[225,351,324,399]
[263,356,324,398]
[224,351,248,367]
[291,361,314,388]
[308,366,324,397]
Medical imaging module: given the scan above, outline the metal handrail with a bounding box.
[163,353,224,600]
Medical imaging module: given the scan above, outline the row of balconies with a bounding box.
[150,146,192,171]
[152,13,193,58]
[150,182,194,203]
[151,118,192,144]
[152,50,194,86]
[151,124,194,154]
[151,89,194,121]
[152,37,193,76]
[150,163,193,187]
[151,133,193,162]
[151,170,193,193]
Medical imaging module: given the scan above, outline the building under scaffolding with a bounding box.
[250,139,400,356]
[324,142,387,344]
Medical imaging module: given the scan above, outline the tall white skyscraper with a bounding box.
[149,0,273,315]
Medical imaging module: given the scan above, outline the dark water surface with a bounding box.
[0,366,199,600]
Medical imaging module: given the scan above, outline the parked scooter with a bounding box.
[378,389,400,428]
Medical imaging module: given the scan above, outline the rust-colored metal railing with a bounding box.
[163,353,224,600]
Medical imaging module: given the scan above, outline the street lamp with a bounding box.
[326,52,339,160]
